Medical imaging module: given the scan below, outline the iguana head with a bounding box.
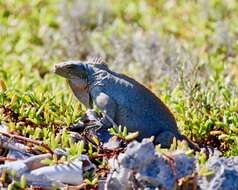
[53,61,93,108]
[53,59,108,108]
[53,58,109,80]
[53,61,88,80]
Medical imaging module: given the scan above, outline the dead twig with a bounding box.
[162,153,177,176]
[0,131,54,155]
[0,156,17,162]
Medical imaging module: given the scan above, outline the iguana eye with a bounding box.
[66,65,74,70]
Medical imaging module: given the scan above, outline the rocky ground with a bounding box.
[1,121,238,190]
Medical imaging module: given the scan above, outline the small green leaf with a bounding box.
[125,131,139,141]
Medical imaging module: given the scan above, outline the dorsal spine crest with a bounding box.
[87,56,105,65]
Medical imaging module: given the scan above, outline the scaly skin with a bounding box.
[53,60,199,150]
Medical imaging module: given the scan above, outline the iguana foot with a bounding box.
[96,128,112,143]
[68,122,85,132]
[68,110,102,132]
[153,131,177,148]
[154,132,201,151]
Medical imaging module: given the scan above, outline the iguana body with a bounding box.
[53,60,199,149]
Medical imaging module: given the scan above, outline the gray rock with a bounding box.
[105,139,196,190]
[30,154,95,185]
[174,153,195,179]
[0,160,29,176]
[198,156,238,190]
[103,136,121,149]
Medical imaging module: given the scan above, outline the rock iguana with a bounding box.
[53,59,199,150]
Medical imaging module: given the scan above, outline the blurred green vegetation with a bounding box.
[0,0,238,156]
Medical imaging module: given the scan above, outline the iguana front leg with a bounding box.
[90,87,118,128]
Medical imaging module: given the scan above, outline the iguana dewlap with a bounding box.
[53,60,197,149]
